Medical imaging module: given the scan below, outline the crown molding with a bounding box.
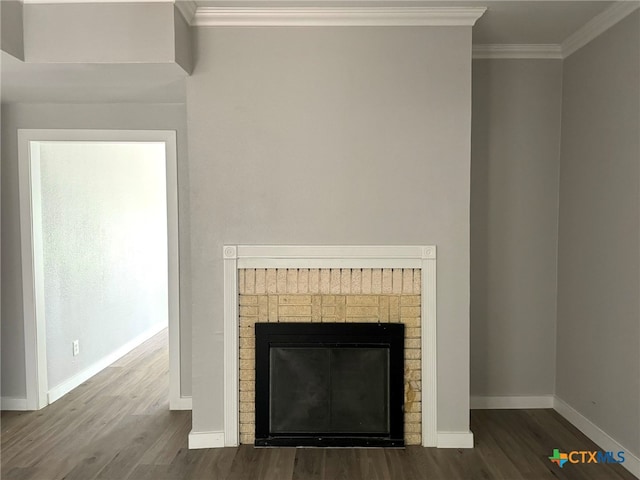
[175,0,197,24]
[562,0,640,58]
[192,6,486,27]
[473,44,563,60]
[22,0,174,3]
[474,1,640,62]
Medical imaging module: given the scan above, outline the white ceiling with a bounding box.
[1,0,634,103]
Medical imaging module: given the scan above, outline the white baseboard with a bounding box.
[437,431,474,448]
[554,396,640,479]
[188,430,225,449]
[170,395,192,410]
[1,397,28,411]
[471,395,554,409]
[47,323,167,405]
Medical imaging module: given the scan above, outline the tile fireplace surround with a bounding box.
[222,245,438,447]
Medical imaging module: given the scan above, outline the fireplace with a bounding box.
[222,245,438,447]
[254,322,405,447]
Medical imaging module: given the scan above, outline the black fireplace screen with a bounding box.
[255,323,404,447]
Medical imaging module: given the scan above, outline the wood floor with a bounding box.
[1,330,636,480]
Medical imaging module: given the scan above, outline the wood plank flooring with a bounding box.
[1,329,636,480]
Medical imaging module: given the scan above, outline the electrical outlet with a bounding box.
[72,340,79,356]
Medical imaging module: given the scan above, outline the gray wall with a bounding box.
[173,5,193,74]
[471,59,562,397]
[1,1,24,60]
[557,11,640,457]
[1,102,192,398]
[186,26,474,434]
[23,3,180,66]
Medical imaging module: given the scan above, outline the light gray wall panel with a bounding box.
[557,11,640,457]
[1,104,26,397]
[186,26,473,434]
[23,3,174,64]
[1,1,24,60]
[471,59,562,397]
[173,6,193,74]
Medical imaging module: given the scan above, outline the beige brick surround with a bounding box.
[238,268,422,445]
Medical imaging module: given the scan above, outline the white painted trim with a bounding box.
[18,132,48,411]
[171,396,193,410]
[23,0,174,3]
[554,396,640,478]
[1,397,29,411]
[193,6,486,27]
[237,244,435,259]
[562,1,640,58]
[421,247,437,447]
[17,129,182,411]
[188,430,225,449]
[48,323,166,404]
[222,245,438,448]
[470,395,555,409]
[236,245,435,260]
[236,245,432,269]
[223,246,239,446]
[18,0,486,28]
[473,44,563,60]
[437,431,475,449]
[163,131,183,412]
[474,3,640,61]
[30,144,49,407]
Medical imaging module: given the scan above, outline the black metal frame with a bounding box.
[255,322,405,447]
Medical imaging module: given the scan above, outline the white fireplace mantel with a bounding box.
[218,245,438,448]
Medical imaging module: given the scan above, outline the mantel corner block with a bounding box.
[223,245,238,259]
[421,246,436,260]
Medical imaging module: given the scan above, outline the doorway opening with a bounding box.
[18,130,183,410]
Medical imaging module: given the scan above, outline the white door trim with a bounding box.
[17,129,183,410]
[220,245,437,447]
